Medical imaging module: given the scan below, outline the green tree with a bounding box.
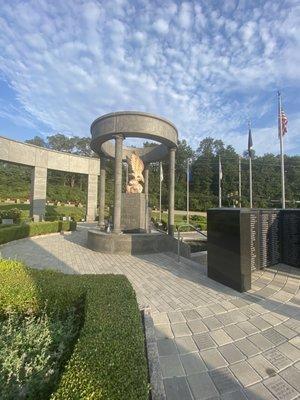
[25,136,47,147]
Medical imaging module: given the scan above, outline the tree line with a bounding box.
[0,134,299,210]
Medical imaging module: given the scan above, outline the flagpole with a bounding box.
[249,156,253,208]
[218,156,222,208]
[159,162,162,222]
[238,156,242,207]
[278,91,286,209]
[186,159,190,224]
[248,120,253,208]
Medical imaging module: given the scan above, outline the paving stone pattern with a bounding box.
[1,226,300,400]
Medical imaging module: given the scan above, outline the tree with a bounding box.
[25,136,47,147]
[47,134,75,153]
[2,133,299,210]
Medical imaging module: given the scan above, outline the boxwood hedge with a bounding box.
[0,221,77,245]
[0,260,149,399]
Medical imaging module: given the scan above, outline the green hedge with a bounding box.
[0,221,77,245]
[0,260,149,399]
[0,204,86,223]
[0,208,22,223]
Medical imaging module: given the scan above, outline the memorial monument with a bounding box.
[87,111,189,256]
[121,152,150,233]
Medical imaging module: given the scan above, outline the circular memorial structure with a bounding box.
[87,111,179,254]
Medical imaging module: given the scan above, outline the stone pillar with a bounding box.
[86,174,98,222]
[144,164,149,232]
[30,166,47,222]
[98,157,106,229]
[168,148,176,236]
[113,134,124,233]
[144,164,149,197]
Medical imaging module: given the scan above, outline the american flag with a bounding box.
[280,110,288,136]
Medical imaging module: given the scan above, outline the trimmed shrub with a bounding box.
[0,308,80,400]
[0,208,22,223]
[0,260,149,400]
[0,221,77,245]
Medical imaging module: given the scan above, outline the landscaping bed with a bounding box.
[185,240,207,253]
[0,259,149,399]
[152,211,207,232]
[0,203,86,222]
[0,221,77,245]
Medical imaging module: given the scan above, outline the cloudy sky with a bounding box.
[0,0,299,155]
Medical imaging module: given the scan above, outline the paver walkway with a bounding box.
[1,225,299,400]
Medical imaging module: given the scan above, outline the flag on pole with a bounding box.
[248,125,253,157]
[219,157,223,180]
[278,91,287,209]
[187,160,193,182]
[160,162,163,182]
[279,109,288,138]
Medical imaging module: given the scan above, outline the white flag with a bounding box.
[160,162,164,182]
[219,157,223,180]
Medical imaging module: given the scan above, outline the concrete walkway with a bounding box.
[1,226,299,400]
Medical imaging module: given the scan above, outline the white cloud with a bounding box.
[153,18,169,34]
[178,2,193,29]
[0,0,299,155]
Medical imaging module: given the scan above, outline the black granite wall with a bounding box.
[207,208,300,292]
[281,210,300,268]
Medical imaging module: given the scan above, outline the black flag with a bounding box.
[248,126,253,157]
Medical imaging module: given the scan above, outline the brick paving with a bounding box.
[1,225,299,400]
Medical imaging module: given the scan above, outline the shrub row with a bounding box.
[0,204,86,223]
[0,221,77,245]
[0,208,22,223]
[0,260,149,399]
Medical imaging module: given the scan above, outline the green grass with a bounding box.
[0,221,77,245]
[0,260,149,400]
[0,203,86,222]
[152,211,207,231]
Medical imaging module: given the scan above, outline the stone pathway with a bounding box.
[1,226,299,400]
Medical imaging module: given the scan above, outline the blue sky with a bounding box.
[0,0,299,155]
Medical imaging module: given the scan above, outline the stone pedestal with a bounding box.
[121,193,150,233]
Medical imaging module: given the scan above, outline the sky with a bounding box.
[0,0,299,155]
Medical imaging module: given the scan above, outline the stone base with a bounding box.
[121,193,151,233]
[87,229,191,257]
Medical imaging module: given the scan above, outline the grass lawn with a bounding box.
[152,210,207,231]
[0,260,149,400]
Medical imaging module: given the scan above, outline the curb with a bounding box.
[143,307,166,400]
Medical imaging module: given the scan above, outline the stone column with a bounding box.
[144,164,149,232]
[144,164,149,197]
[168,148,176,236]
[113,134,124,233]
[98,157,106,229]
[86,174,98,222]
[30,166,47,222]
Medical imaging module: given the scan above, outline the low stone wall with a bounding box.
[87,229,191,257]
